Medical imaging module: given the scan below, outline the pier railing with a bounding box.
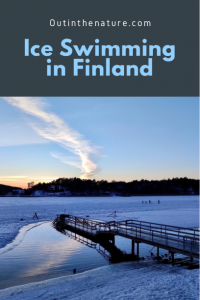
[97,219,199,257]
[54,214,199,258]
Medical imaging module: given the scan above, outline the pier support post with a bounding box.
[75,217,77,239]
[157,247,159,258]
[171,252,174,266]
[136,242,140,258]
[110,235,115,246]
[131,240,135,256]
[190,256,193,262]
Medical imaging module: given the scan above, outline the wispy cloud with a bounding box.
[50,153,82,170]
[2,97,101,178]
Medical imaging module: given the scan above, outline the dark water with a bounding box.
[0,222,110,289]
[0,222,169,289]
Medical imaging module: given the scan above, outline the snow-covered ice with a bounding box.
[0,195,199,299]
[0,262,199,300]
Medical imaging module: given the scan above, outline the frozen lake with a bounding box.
[0,196,200,300]
[0,195,198,249]
[0,220,173,289]
[0,195,199,291]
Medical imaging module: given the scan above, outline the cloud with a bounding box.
[2,97,101,178]
[50,153,83,170]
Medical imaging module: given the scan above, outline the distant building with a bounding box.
[47,185,63,191]
[12,189,25,195]
[48,185,56,191]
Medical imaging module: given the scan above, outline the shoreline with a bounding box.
[0,221,48,256]
[0,193,198,197]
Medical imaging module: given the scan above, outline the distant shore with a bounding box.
[0,193,198,197]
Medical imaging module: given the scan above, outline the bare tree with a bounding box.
[28,181,34,189]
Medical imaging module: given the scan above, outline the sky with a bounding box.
[0,97,199,188]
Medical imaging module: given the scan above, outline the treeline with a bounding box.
[0,184,21,195]
[31,177,199,195]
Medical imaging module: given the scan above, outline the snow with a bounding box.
[0,195,199,299]
[0,262,198,300]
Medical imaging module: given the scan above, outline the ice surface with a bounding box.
[0,195,199,299]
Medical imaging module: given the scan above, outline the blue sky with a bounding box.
[0,97,199,188]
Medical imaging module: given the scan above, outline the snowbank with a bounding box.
[0,262,198,300]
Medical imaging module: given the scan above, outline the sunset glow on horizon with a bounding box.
[0,97,199,189]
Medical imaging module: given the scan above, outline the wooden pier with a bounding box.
[53,214,199,264]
